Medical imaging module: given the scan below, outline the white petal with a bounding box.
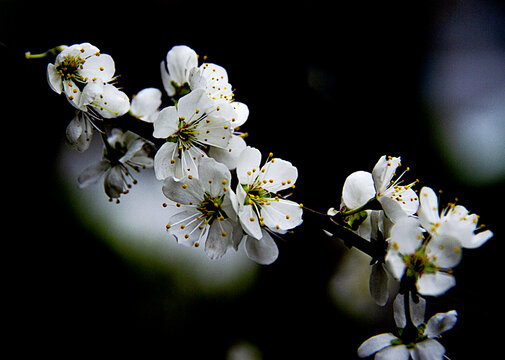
[205,220,234,259]
[208,135,247,170]
[46,63,63,94]
[342,171,375,210]
[385,250,406,280]
[372,155,401,195]
[261,198,303,232]
[418,187,441,232]
[379,187,419,222]
[463,229,493,249]
[65,114,93,152]
[389,217,423,254]
[91,84,130,119]
[167,210,206,247]
[417,272,456,296]
[376,344,410,360]
[236,146,262,185]
[410,339,445,360]
[153,106,179,139]
[154,142,178,180]
[162,176,202,205]
[81,53,115,82]
[194,113,233,148]
[104,166,125,198]
[393,294,407,328]
[425,310,458,338]
[426,234,462,269]
[77,160,110,188]
[357,333,398,358]
[370,262,389,306]
[165,45,198,86]
[160,60,175,96]
[238,204,262,240]
[231,102,249,127]
[177,89,213,121]
[130,87,162,122]
[244,231,279,265]
[197,157,232,196]
[258,158,298,193]
[63,80,84,110]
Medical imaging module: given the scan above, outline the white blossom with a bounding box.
[78,129,153,201]
[160,45,198,98]
[152,89,235,180]
[340,156,419,223]
[385,217,462,296]
[47,43,125,113]
[234,147,303,264]
[189,62,250,170]
[162,157,242,259]
[358,293,457,360]
[418,186,493,249]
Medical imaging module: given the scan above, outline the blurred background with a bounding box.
[2,0,504,358]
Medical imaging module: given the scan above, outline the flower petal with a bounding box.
[376,344,410,360]
[205,220,234,260]
[103,166,125,199]
[153,106,179,139]
[425,310,458,338]
[370,262,389,306]
[244,231,279,265]
[130,87,162,122]
[81,53,115,83]
[90,84,130,119]
[165,45,198,88]
[410,339,445,360]
[261,198,303,232]
[426,234,462,269]
[342,171,375,210]
[177,88,213,121]
[208,135,247,170]
[372,155,401,195]
[357,333,398,358]
[417,272,456,296]
[238,204,262,240]
[46,63,63,94]
[77,160,110,188]
[389,217,423,254]
[418,187,441,232]
[236,146,262,185]
[258,158,298,193]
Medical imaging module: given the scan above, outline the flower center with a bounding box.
[402,248,438,279]
[167,119,203,152]
[197,193,228,224]
[56,56,85,81]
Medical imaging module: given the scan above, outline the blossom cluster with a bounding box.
[40,43,303,265]
[327,156,493,358]
[30,42,493,359]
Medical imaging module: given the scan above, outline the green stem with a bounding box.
[340,197,381,217]
[25,45,66,60]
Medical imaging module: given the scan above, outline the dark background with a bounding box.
[2,0,504,358]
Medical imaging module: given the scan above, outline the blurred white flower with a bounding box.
[358,293,457,359]
[418,186,493,249]
[385,217,461,296]
[78,129,153,201]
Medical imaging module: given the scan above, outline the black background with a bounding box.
[2,0,504,358]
